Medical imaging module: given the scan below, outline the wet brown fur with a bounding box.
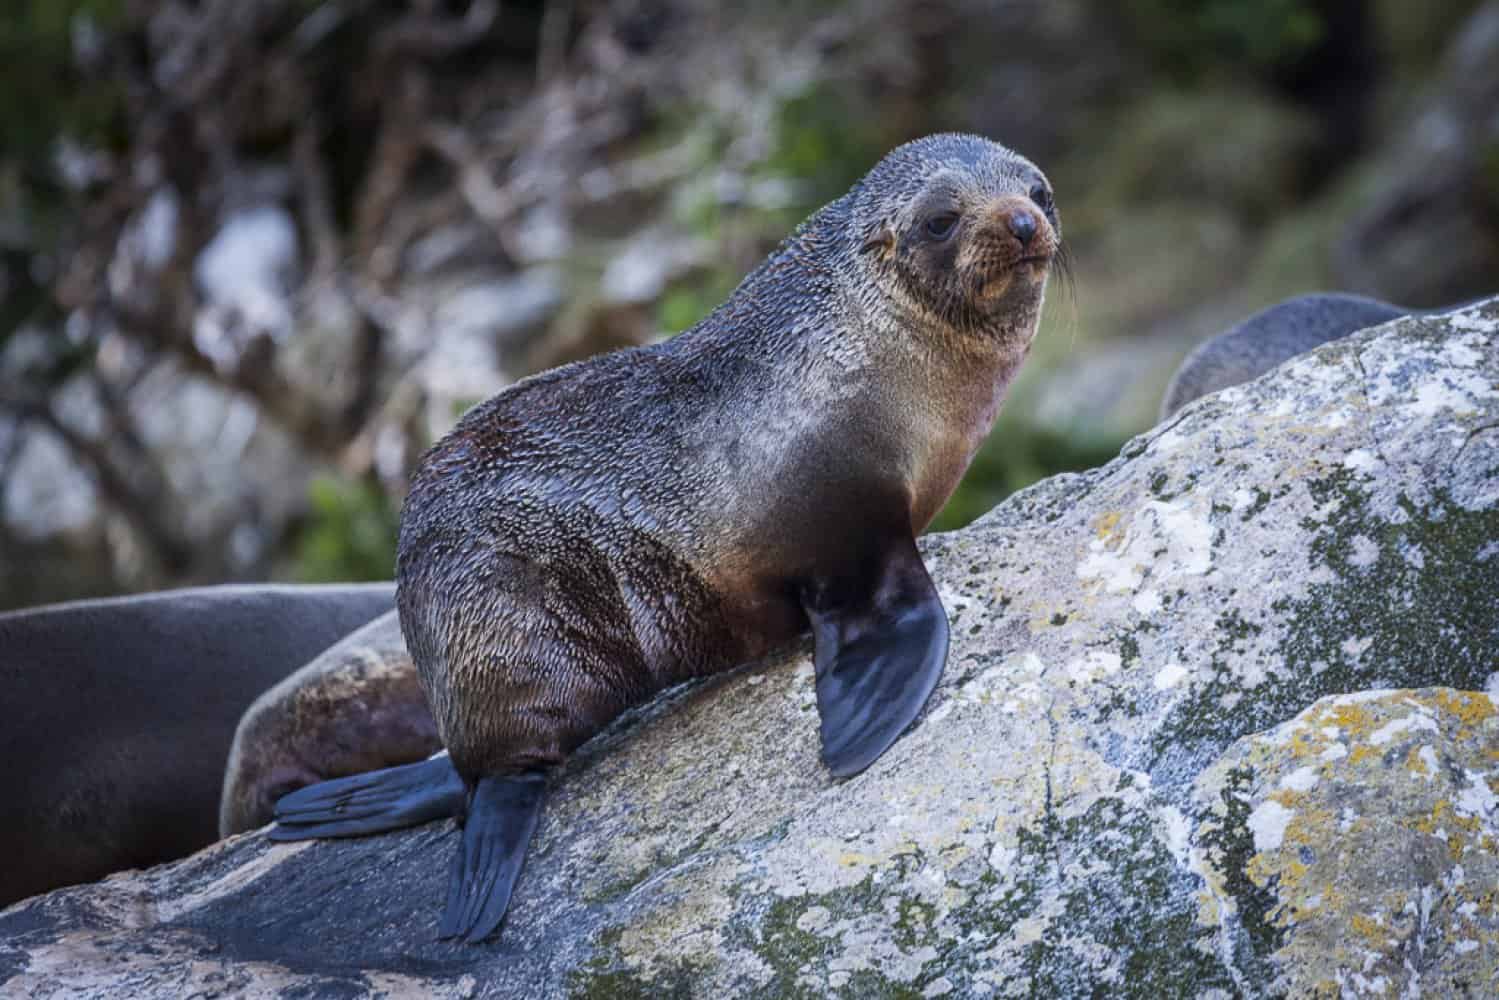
[396,134,1061,785]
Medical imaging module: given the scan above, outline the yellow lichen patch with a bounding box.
[1245,853,1276,888]
[1414,799,1455,836]
[1285,723,1332,761]
[1429,689,1496,736]
[1092,511,1123,543]
[1315,699,1384,739]
[1245,802,1327,901]
[1406,746,1434,778]
[837,852,876,868]
[1298,803,1336,835]
[1195,887,1224,928]
[1270,788,1307,808]
[1410,799,1485,860]
[1350,912,1384,944]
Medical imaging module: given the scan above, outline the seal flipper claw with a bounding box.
[806,538,950,779]
[269,755,464,840]
[438,773,547,943]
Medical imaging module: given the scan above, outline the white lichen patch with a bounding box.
[1153,662,1189,691]
[1279,766,1319,793]
[1342,448,1380,474]
[1148,422,1192,455]
[1076,497,1213,595]
[1348,534,1381,568]
[1159,805,1192,864]
[1066,650,1122,686]
[1455,770,1498,819]
[1368,713,1439,746]
[1414,746,1440,781]
[951,651,1047,714]
[1440,330,1488,365]
[1132,587,1163,615]
[1247,799,1294,852]
[1448,311,1499,335]
[1321,408,1352,429]
[1406,371,1496,419]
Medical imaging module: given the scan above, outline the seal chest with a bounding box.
[272,132,1062,943]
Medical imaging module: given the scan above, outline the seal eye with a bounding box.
[1029,184,1054,216]
[925,213,959,240]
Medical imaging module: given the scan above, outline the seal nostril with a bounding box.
[1007,209,1037,247]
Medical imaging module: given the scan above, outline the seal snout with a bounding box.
[1006,207,1038,248]
[969,196,1055,279]
[986,196,1054,263]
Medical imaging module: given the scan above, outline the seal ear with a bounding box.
[859,224,895,259]
[803,536,949,778]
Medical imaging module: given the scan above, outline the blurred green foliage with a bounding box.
[656,270,738,335]
[764,85,886,209]
[0,2,127,349]
[292,476,399,582]
[0,1,126,162]
[657,80,888,336]
[1121,0,1324,80]
[929,423,1129,532]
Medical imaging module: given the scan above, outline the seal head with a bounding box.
[851,133,1058,340]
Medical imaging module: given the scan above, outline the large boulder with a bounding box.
[3,300,1497,997]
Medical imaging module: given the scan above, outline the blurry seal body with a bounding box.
[274,133,1061,943]
[0,583,393,907]
[1159,292,1409,420]
[220,609,440,836]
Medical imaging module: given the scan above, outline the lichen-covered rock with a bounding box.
[2,299,1496,998]
[1192,688,1499,998]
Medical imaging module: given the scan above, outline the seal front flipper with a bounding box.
[439,773,547,943]
[269,754,464,840]
[805,538,950,779]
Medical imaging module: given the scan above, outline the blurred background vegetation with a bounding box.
[0,0,1495,608]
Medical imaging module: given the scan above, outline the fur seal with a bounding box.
[0,583,393,907]
[220,609,439,837]
[1159,292,1418,420]
[271,133,1061,943]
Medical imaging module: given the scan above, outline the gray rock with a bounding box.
[2,299,1497,998]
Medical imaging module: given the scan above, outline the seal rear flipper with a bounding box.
[438,773,547,943]
[805,538,950,779]
[269,755,464,840]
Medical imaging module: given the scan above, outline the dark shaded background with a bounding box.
[1,0,1495,609]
